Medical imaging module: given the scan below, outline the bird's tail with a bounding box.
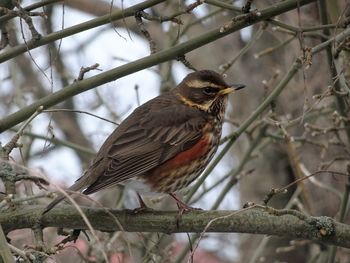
[42,177,87,214]
[42,194,66,214]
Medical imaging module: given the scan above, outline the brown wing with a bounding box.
[80,94,207,194]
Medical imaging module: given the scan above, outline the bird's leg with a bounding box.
[137,192,149,209]
[170,193,202,228]
[132,192,153,213]
[169,193,201,214]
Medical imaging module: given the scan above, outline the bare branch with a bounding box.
[1,206,350,249]
[0,0,321,133]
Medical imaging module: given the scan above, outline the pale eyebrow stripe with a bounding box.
[186,80,223,89]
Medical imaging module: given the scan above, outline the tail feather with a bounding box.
[42,194,66,214]
[42,177,88,214]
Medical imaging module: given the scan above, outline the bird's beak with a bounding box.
[219,84,246,95]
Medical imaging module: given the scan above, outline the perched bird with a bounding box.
[44,70,245,214]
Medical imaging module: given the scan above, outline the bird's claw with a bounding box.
[132,206,154,214]
[175,202,202,228]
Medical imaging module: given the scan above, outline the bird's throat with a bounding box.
[176,92,228,116]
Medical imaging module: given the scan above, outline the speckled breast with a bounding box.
[145,121,222,193]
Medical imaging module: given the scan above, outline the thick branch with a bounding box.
[1,205,350,248]
[0,0,318,132]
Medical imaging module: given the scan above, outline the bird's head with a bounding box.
[175,70,245,113]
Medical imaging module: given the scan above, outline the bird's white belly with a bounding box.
[124,179,164,197]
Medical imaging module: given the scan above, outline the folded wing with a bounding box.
[80,96,207,194]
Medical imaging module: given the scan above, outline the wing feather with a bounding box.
[80,94,207,194]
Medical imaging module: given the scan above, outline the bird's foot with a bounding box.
[169,193,202,227]
[132,205,154,214]
[175,203,202,229]
[169,192,201,213]
[176,201,202,215]
[132,193,154,214]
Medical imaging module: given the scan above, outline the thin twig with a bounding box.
[220,24,265,74]
[263,170,350,205]
[43,109,119,125]
[0,224,14,263]
[135,11,157,54]
[75,63,101,81]
[176,55,197,71]
[4,106,44,155]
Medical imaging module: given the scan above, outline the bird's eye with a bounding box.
[203,87,218,95]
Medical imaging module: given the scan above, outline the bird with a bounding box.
[43,70,245,214]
